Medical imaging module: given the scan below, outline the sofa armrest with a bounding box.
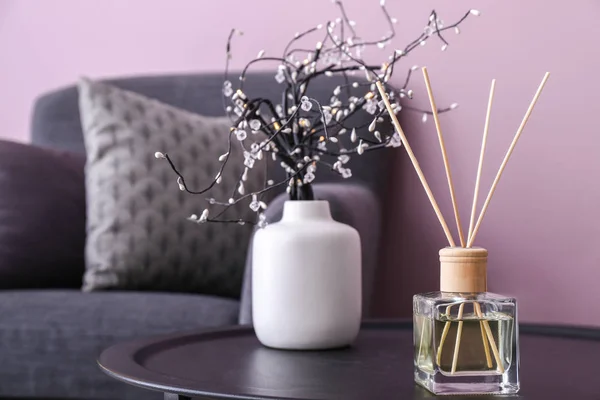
[239,182,381,324]
[0,139,86,288]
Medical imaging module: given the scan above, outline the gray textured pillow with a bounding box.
[78,78,262,297]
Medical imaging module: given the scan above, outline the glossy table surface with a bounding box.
[98,320,600,399]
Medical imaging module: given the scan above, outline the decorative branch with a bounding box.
[157,2,480,226]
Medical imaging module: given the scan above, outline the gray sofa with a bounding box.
[0,73,392,399]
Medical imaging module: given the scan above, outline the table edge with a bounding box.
[98,319,600,399]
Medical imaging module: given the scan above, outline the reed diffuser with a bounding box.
[376,69,550,395]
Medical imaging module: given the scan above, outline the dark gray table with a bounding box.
[98,320,600,400]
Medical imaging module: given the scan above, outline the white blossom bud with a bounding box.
[267,179,274,185]
[422,113,428,123]
[450,103,459,109]
[235,129,247,141]
[441,44,448,51]
[218,152,229,162]
[256,50,265,58]
[242,168,249,181]
[188,214,198,221]
[154,151,166,159]
[200,209,209,222]
[238,182,245,195]
[357,141,365,155]
[338,128,347,135]
[374,131,382,142]
[177,177,185,191]
[411,65,419,71]
[249,119,261,130]
[455,26,461,35]
[330,137,338,143]
[390,132,402,148]
[333,86,341,96]
[470,9,481,16]
[338,154,350,164]
[228,198,235,204]
[216,176,222,184]
[368,119,377,132]
[395,49,405,56]
[350,128,357,143]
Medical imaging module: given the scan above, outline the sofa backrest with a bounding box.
[30,72,394,202]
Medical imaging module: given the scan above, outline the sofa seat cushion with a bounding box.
[0,290,239,400]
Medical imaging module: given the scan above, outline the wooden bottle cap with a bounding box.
[439,247,488,293]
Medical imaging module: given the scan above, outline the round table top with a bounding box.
[98,320,600,400]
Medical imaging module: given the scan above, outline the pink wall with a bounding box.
[1,1,599,325]
[372,1,600,326]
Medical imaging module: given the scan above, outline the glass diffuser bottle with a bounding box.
[376,69,549,398]
[413,247,519,395]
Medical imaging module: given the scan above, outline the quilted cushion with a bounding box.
[0,290,238,399]
[78,78,263,297]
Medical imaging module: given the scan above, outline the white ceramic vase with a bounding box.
[252,200,362,350]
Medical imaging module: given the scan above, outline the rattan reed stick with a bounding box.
[451,303,466,373]
[481,314,505,373]
[375,81,456,247]
[467,79,496,245]
[467,72,550,247]
[436,305,453,365]
[474,302,493,368]
[422,67,466,247]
